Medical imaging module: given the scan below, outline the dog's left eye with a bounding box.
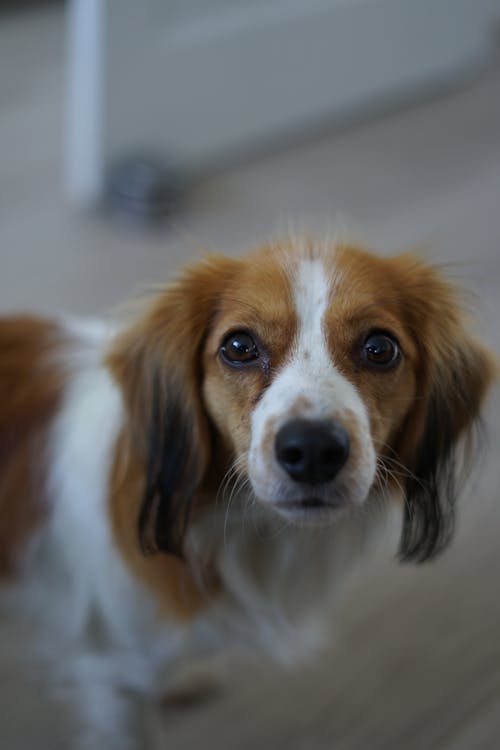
[220,331,259,365]
[361,332,400,368]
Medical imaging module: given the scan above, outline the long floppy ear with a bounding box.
[107,256,239,557]
[392,258,497,563]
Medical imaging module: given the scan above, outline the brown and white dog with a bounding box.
[0,238,495,748]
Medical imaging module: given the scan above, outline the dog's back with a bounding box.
[0,317,67,575]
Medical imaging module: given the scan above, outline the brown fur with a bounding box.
[316,246,494,451]
[0,317,66,576]
[106,256,245,613]
[202,246,298,457]
[323,245,496,558]
[108,433,217,619]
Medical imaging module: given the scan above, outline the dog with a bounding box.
[0,238,495,748]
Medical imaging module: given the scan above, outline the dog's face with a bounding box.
[109,240,495,562]
[202,245,416,522]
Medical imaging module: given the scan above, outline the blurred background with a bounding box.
[1,0,499,748]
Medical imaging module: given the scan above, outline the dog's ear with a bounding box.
[108,256,239,557]
[391,257,496,562]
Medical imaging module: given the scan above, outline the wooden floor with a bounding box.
[0,5,499,749]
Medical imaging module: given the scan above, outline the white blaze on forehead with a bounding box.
[269,253,358,415]
[293,256,333,375]
[255,253,357,419]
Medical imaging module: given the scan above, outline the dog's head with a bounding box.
[109,240,496,562]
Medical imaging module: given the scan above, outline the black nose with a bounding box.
[275,419,350,484]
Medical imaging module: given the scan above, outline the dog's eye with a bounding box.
[221,331,259,365]
[361,332,400,368]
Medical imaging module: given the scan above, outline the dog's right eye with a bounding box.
[220,331,259,365]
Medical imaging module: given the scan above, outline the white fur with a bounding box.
[190,503,378,667]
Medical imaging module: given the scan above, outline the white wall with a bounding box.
[67,0,500,206]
